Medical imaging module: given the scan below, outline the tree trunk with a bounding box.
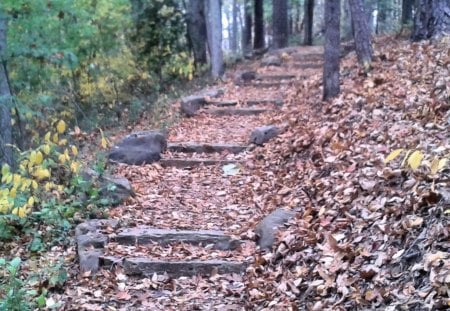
[272,0,289,48]
[323,0,341,100]
[376,0,388,34]
[186,0,208,67]
[401,0,414,26]
[303,0,314,45]
[230,0,238,53]
[253,0,265,49]
[205,0,224,78]
[0,10,13,168]
[412,0,450,41]
[342,0,353,40]
[349,0,373,71]
[243,0,253,54]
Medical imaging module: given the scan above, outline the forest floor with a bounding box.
[11,36,450,310]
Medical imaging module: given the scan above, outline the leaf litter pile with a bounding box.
[51,37,449,310]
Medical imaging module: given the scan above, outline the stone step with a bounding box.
[167,142,247,154]
[256,74,296,81]
[160,158,241,168]
[246,99,284,107]
[101,257,246,278]
[205,108,271,116]
[207,100,239,107]
[291,62,323,69]
[291,53,323,62]
[111,227,241,250]
[252,81,293,88]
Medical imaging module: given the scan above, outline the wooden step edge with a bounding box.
[256,74,296,81]
[204,108,272,116]
[160,158,242,168]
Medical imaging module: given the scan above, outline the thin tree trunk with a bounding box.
[243,0,253,54]
[0,10,13,168]
[205,0,224,78]
[272,0,289,48]
[349,0,373,71]
[186,0,208,67]
[401,0,414,25]
[231,0,238,53]
[304,0,314,45]
[254,0,265,49]
[323,0,341,100]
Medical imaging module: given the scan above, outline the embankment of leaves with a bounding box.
[243,37,450,310]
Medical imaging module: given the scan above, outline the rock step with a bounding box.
[252,81,292,88]
[207,99,283,107]
[291,62,323,69]
[167,142,247,154]
[205,108,271,116]
[102,257,246,278]
[111,227,241,250]
[256,74,296,81]
[160,158,241,168]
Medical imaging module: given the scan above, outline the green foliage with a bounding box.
[0,257,31,311]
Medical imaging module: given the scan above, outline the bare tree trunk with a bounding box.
[205,0,224,78]
[323,0,341,100]
[243,0,253,54]
[412,0,450,41]
[254,0,265,49]
[186,0,208,67]
[349,0,373,71]
[304,0,314,45]
[272,0,289,48]
[0,9,13,168]
[401,0,414,26]
[230,0,238,53]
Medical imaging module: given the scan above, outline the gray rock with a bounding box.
[82,168,134,205]
[261,55,282,66]
[249,125,280,145]
[199,88,224,98]
[108,131,167,165]
[167,142,247,154]
[123,258,246,277]
[112,227,242,250]
[79,249,103,273]
[234,70,257,85]
[180,95,207,117]
[77,233,108,250]
[255,208,296,250]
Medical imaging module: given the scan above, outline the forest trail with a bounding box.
[68,46,324,309]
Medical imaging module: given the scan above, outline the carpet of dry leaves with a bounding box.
[45,37,450,310]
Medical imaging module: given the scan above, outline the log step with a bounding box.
[101,257,246,278]
[246,99,284,107]
[291,53,323,62]
[160,158,241,168]
[111,227,241,250]
[291,62,323,69]
[205,108,271,116]
[251,81,292,88]
[167,142,247,154]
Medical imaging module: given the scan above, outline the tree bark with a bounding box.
[349,0,373,71]
[205,0,224,78]
[401,0,414,26]
[230,0,238,53]
[253,0,265,49]
[243,0,253,54]
[186,0,208,67]
[0,9,13,168]
[272,0,289,49]
[323,0,340,100]
[412,0,450,41]
[303,0,314,45]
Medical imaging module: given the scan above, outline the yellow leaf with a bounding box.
[407,151,424,170]
[430,157,440,174]
[29,151,37,166]
[58,139,68,146]
[70,161,80,173]
[438,158,448,171]
[71,145,78,156]
[13,174,22,188]
[384,149,404,163]
[35,151,43,165]
[28,197,35,206]
[31,180,38,190]
[44,131,51,142]
[1,164,10,176]
[42,144,51,155]
[33,168,50,180]
[59,154,67,164]
[98,128,109,149]
[56,120,66,134]
[52,133,59,144]
[9,188,16,198]
[401,150,412,167]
